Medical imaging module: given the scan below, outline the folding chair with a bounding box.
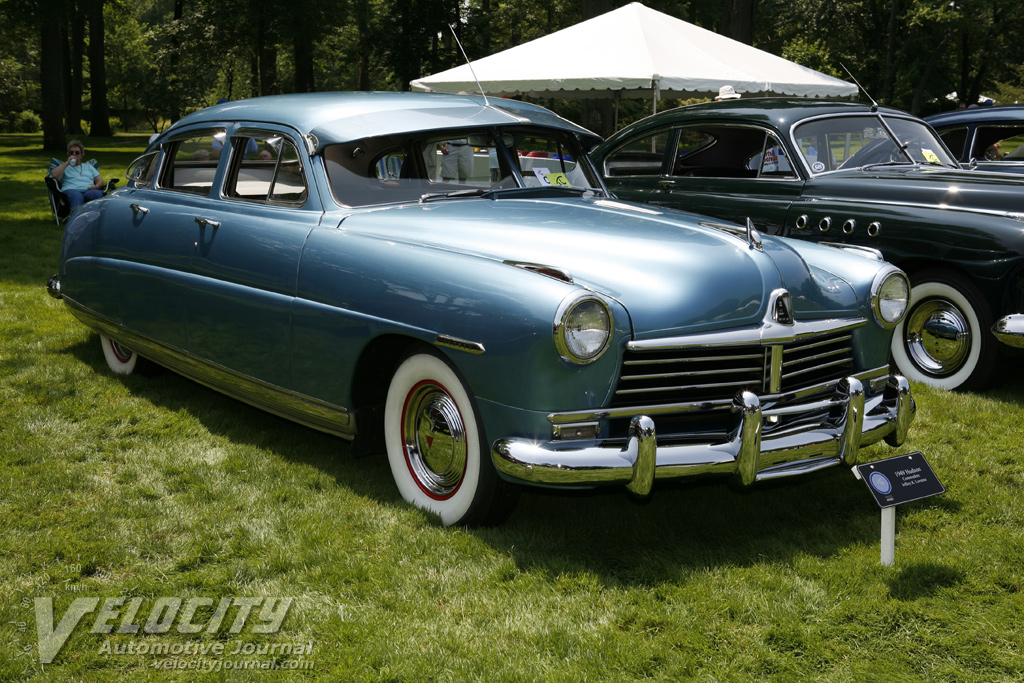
[46,158,118,225]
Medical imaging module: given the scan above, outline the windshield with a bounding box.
[323,127,601,207]
[792,114,959,175]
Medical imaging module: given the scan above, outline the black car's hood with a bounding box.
[807,166,1024,216]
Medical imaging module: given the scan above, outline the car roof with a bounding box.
[599,97,910,147]
[925,105,1024,127]
[163,91,599,148]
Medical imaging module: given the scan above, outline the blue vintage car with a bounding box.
[50,92,915,526]
[592,98,1024,392]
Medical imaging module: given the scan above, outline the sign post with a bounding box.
[852,452,944,567]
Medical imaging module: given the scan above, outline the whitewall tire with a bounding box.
[384,349,518,526]
[890,271,995,391]
[100,335,139,375]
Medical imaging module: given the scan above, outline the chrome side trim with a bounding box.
[628,317,866,351]
[61,297,355,439]
[797,195,1024,222]
[492,373,915,493]
[434,334,486,354]
[503,260,574,284]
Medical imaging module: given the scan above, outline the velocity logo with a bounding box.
[34,596,292,664]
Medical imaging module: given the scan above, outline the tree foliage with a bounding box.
[1,0,1022,147]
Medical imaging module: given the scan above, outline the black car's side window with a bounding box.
[603,131,670,177]
[755,132,798,179]
[159,132,226,195]
[936,126,968,160]
[670,125,762,179]
[224,133,308,205]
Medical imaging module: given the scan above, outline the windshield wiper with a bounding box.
[861,160,917,171]
[419,188,492,203]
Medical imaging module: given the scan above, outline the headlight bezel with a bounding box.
[870,266,911,328]
[553,292,613,365]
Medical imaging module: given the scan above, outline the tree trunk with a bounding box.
[41,14,66,152]
[68,11,85,134]
[89,0,113,137]
[292,0,314,93]
[723,0,758,45]
[580,0,613,134]
[881,0,899,103]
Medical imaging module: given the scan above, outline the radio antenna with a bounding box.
[449,24,489,106]
[841,63,911,162]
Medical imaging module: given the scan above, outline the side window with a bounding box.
[936,126,968,160]
[757,133,797,179]
[971,125,1024,162]
[160,132,225,195]
[670,126,762,179]
[126,151,159,188]
[603,131,669,177]
[225,134,309,205]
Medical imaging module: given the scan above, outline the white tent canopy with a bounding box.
[411,2,856,102]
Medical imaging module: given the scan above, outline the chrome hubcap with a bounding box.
[402,381,467,499]
[109,340,134,363]
[904,299,971,376]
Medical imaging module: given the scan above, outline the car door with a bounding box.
[603,124,802,235]
[115,128,228,351]
[184,127,319,387]
[658,124,803,235]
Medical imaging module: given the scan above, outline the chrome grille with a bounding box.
[612,331,854,407]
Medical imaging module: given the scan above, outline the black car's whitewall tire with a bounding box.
[891,271,996,391]
[384,349,518,526]
[100,335,139,375]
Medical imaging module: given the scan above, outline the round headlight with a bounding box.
[872,267,910,327]
[554,294,613,364]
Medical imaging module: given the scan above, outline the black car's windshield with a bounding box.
[792,114,959,175]
[323,127,602,207]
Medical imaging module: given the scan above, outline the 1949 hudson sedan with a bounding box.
[50,92,915,526]
[592,99,1024,392]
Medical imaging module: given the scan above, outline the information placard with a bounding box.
[855,452,944,508]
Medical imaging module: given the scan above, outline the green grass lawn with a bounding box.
[1,133,1023,682]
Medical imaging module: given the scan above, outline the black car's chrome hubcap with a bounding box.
[904,299,971,376]
[109,340,134,363]
[402,381,467,499]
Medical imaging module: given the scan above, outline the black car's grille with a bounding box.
[612,331,855,407]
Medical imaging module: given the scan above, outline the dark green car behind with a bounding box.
[592,98,1024,392]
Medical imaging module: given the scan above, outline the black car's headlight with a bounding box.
[871,267,911,328]
[554,293,613,364]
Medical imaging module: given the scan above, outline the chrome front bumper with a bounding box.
[492,374,914,496]
[993,314,1024,348]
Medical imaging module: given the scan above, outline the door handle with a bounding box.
[657,180,674,191]
[194,217,220,229]
[129,203,149,216]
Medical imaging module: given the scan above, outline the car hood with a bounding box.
[337,197,860,339]
[809,166,1024,216]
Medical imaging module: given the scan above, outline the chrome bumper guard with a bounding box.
[492,374,915,496]
[993,314,1024,348]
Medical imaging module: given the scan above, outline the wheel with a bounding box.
[384,349,519,526]
[100,335,139,375]
[890,270,996,391]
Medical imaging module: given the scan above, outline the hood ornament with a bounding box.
[746,218,763,251]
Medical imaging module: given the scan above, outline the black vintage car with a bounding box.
[591,98,1024,392]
